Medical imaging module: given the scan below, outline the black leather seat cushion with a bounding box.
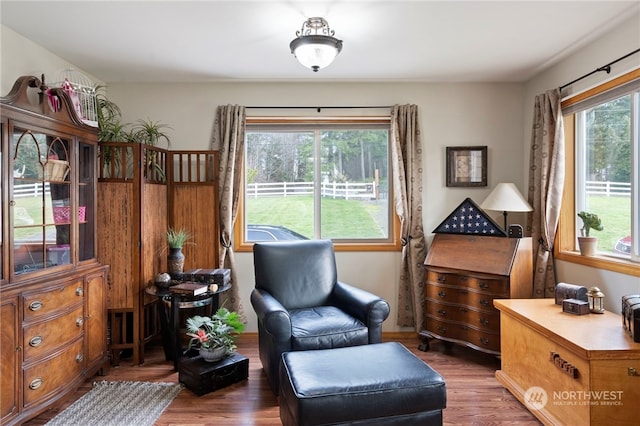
[279,342,446,426]
[290,306,369,350]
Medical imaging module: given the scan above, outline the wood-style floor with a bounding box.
[26,333,541,425]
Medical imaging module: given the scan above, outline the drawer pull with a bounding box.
[479,282,490,290]
[76,287,84,296]
[437,291,447,298]
[479,317,489,326]
[437,275,446,283]
[479,299,489,307]
[459,307,468,313]
[629,368,640,376]
[29,336,43,347]
[459,276,468,282]
[29,378,44,390]
[76,317,84,327]
[550,351,579,379]
[437,309,447,317]
[76,353,84,363]
[480,337,490,345]
[28,301,43,311]
[437,325,447,333]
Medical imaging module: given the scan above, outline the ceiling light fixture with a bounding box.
[290,17,343,72]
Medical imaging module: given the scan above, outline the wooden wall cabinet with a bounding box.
[420,234,533,355]
[0,76,108,426]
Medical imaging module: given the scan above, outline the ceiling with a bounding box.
[2,1,638,84]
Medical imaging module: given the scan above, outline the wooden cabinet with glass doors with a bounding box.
[0,75,107,426]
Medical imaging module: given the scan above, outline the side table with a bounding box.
[145,282,231,370]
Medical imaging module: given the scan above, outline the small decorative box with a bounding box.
[562,298,590,315]
[555,282,588,305]
[178,352,248,396]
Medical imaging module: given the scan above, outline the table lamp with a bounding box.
[480,183,533,231]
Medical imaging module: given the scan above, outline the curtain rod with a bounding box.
[559,48,640,91]
[245,105,390,113]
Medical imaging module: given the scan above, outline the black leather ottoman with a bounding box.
[279,342,446,425]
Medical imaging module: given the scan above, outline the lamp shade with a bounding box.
[480,183,532,213]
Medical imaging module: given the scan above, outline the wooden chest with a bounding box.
[495,299,640,426]
[178,352,248,396]
[421,234,532,355]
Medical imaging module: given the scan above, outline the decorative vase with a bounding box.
[578,236,598,256]
[167,247,185,274]
[199,346,227,362]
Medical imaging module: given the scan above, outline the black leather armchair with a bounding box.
[251,239,390,395]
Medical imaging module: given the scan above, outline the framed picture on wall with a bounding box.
[446,146,487,187]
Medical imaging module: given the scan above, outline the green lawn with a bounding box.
[247,194,630,253]
[246,196,386,238]
[585,195,630,254]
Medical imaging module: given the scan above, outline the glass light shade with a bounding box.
[290,35,342,72]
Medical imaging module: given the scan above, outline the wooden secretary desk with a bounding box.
[420,233,533,355]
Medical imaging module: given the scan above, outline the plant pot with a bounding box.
[199,346,227,363]
[167,247,185,274]
[578,236,598,256]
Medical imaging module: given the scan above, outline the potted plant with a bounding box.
[166,227,193,274]
[186,307,245,362]
[577,211,603,256]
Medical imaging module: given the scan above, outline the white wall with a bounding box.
[1,26,103,94]
[524,11,640,312]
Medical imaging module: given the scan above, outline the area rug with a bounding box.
[46,381,183,426]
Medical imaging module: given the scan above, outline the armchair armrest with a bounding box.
[250,288,292,340]
[332,281,390,330]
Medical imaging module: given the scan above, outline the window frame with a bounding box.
[234,116,401,252]
[555,68,640,277]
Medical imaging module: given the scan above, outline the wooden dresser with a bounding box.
[495,299,640,426]
[420,234,532,355]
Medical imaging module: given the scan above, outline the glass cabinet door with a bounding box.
[78,141,95,262]
[11,125,72,275]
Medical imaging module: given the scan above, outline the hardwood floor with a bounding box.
[26,333,541,425]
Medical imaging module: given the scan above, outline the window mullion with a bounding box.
[632,91,640,261]
[313,129,321,239]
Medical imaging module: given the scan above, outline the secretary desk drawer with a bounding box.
[22,306,84,362]
[427,282,506,311]
[23,281,84,321]
[426,302,501,330]
[426,282,469,305]
[427,270,508,296]
[424,316,501,353]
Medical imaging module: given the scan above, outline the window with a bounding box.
[557,69,640,275]
[235,117,399,251]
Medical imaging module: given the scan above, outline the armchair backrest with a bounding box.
[253,240,337,309]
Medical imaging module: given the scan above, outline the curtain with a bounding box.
[211,105,246,314]
[527,89,564,298]
[390,104,426,331]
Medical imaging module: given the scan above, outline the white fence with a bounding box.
[13,180,628,200]
[586,181,631,197]
[14,182,51,198]
[247,181,377,200]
